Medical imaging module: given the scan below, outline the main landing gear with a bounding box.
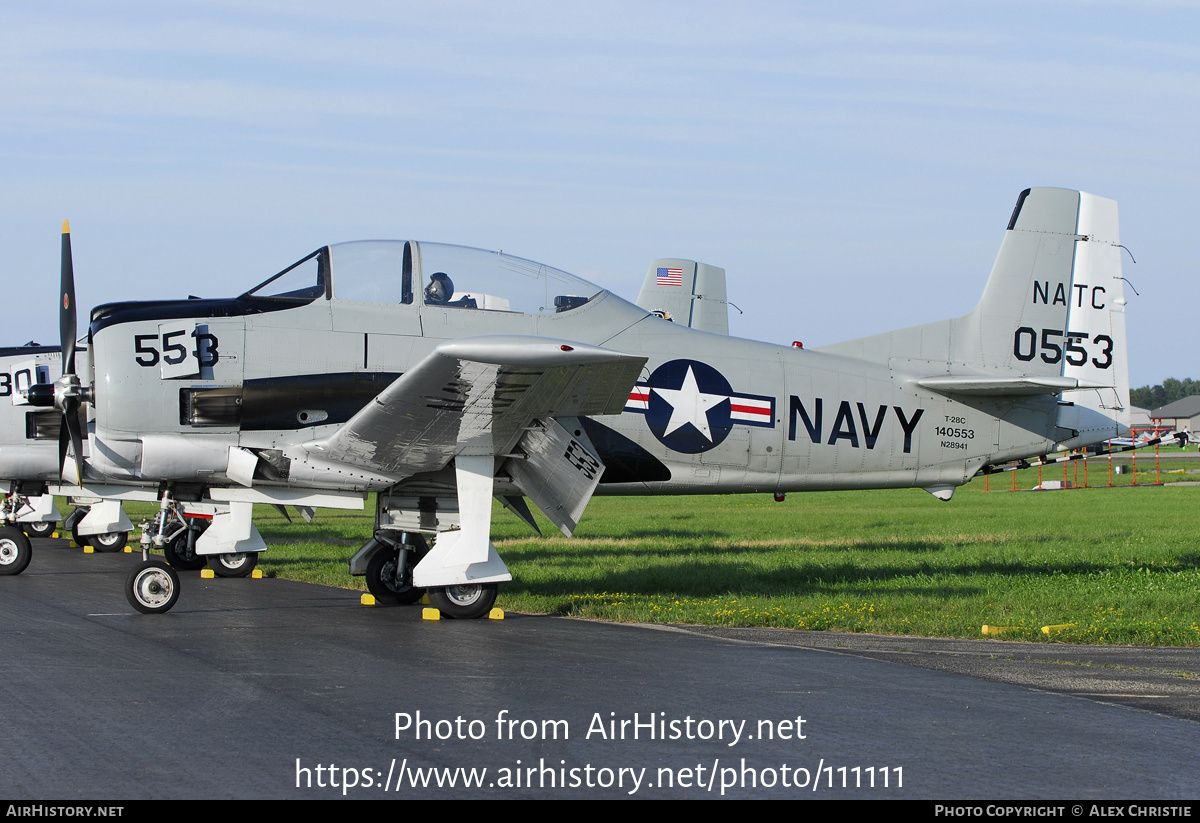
[64,504,133,552]
[158,508,255,577]
[427,583,498,620]
[80,529,129,553]
[364,532,428,605]
[208,551,258,578]
[362,462,512,619]
[3,493,62,559]
[162,515,209,571]
[355,529,500,619]
[22,520,57,539]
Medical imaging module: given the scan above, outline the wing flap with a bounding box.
[504,419,605,537]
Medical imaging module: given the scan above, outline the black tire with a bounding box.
[125,560,180,614]
[63,506,88,533]
[428,583,498,619]
[0,526,32,576]
[163,530,207,571]
[366,545,426,605]
[90,531,128,553]
[22,521,57,539]
[208,551,258,578]
[70,525,119,549]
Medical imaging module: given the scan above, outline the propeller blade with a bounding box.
[63,396,84,485]
[60,220,77,376]
[57,407,70,483]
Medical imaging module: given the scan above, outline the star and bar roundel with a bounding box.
[624,359,775,453]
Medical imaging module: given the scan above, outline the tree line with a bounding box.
[1130,378,1200,411]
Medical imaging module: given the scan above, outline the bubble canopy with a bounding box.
[243,240,606,315]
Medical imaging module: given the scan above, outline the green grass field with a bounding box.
[119,449,1200,646]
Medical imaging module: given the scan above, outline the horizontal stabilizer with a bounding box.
[916,375,1111,397]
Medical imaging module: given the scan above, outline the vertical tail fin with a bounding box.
[815,188,1130,448]
[636,258,729,334]
[957,187,1081,374]
[815,188,1088,371]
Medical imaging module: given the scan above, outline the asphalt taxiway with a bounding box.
[2,539,1197,799]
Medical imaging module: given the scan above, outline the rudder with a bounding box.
[1055,192,1130,445]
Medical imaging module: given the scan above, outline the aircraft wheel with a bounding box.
[126,560,180,614]
[22,521,57,539]
[366,545,426,605]
[0,526,32,575]
[91,531,128,553]
[428,583,497,619]
[163,531,207,571]
[69,525,119,549]
[208,551,258,578]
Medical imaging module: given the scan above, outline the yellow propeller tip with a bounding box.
[62,219,70,234]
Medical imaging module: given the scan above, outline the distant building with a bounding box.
[1127,405,1152,429]
[1149,396,1200,433]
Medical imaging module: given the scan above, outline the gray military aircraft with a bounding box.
[0,345,65,545]
[0,343,138,576]
[0,257,730,584]
[0,344,234,577]
[29,188,1130,616]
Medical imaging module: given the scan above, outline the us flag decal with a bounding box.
[656,267,684,287]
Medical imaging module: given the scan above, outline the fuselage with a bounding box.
[0,345,65,482]
[81,239,1062,499]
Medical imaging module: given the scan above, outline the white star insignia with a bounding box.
[653,366,728,441]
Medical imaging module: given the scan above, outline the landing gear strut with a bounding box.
[3,493,61,547]
[163,517,209,571]
[128,491,183,614]
[365,532,428,605]
[367,471,512,618]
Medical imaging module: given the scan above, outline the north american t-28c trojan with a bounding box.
[0,262,728,579]
[28,188,1130,616]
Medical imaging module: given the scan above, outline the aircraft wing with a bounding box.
[306,335,646,476]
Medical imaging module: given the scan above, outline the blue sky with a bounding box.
[2,1,1196,387]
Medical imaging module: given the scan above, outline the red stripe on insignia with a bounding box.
[730,403,770,417]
